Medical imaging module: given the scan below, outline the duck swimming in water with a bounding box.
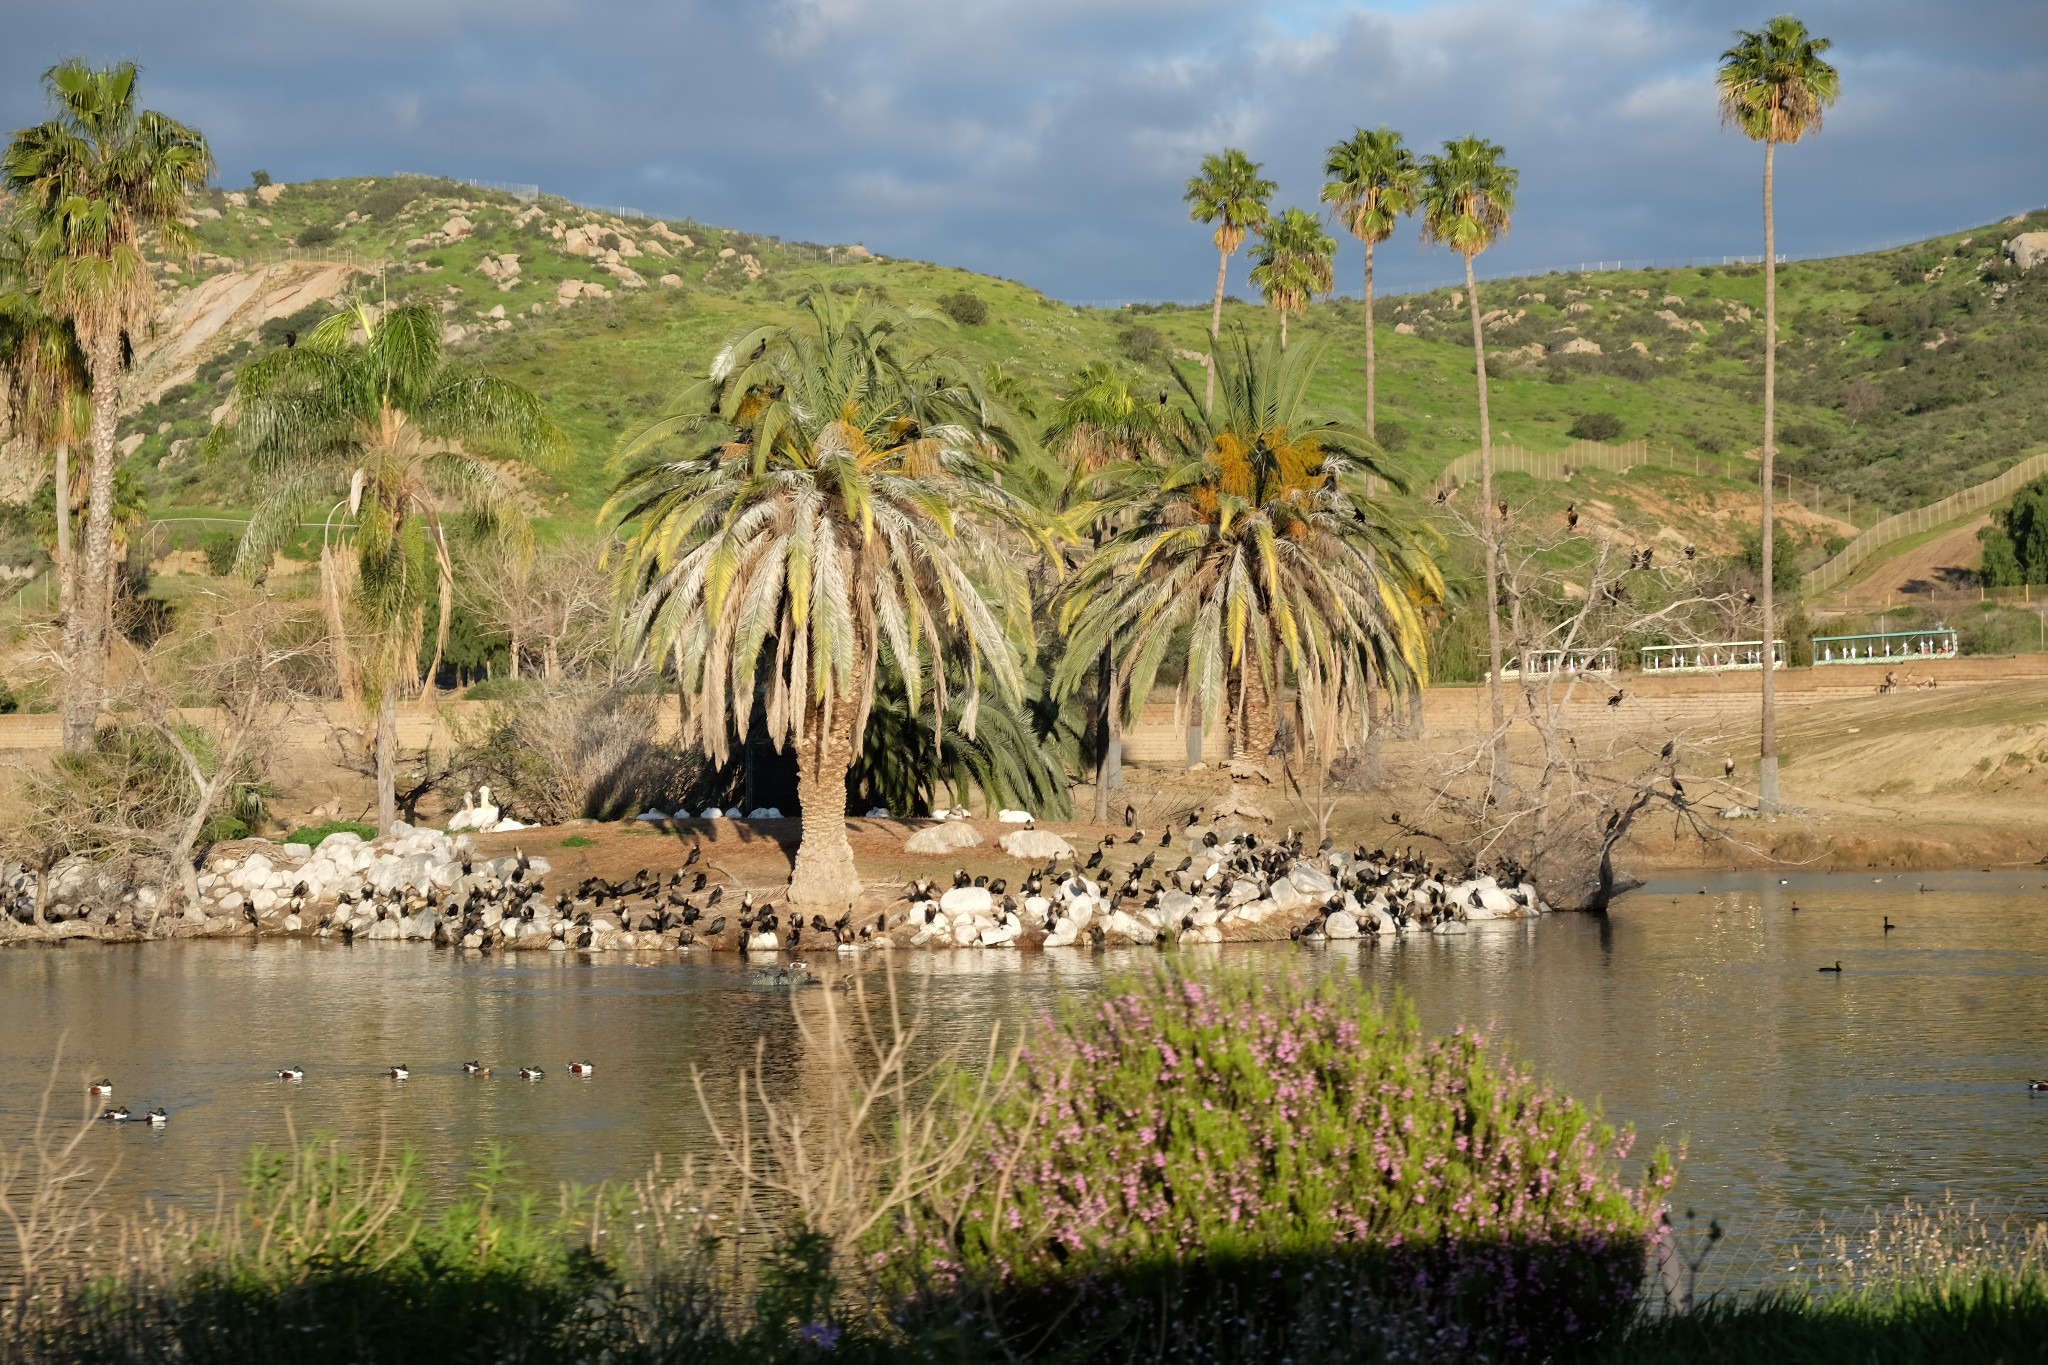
[1818,961,1843,973]
[88,1079,113,1097]
[2029,1079,2048,1092]
[276,1067,305,1081]
[145,1109,167,1126]
[519,1066,544,1080]
[462,1060,489,1075]
[388,1065,411,1080]
[100,1107,131,1122]
[568,1061,595,1075]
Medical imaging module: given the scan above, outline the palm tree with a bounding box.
[1053,330,1441,782]
[1184,149,1276,411]
[1719,15,1839,814]
[209,300,569,835]
[1043,361,1173,819]
[1248,208,1336,351]
[1321,126,1418,440]
[4,60,212,753]
[0,229,88,624]
[1419,136,1518,794]
[606,289,1038,909]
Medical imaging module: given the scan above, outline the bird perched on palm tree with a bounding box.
[1248,208,1336,351]
[1321,126,1417,440]
[606,288,1040,910]
[1053,329,1441,781]
[1419,135,1517,799]
[1718,14,1838,815]
[208,299,569,835]
[4,60,212,753]
[1184,149,1275,411]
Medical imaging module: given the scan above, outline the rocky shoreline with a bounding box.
[3,818,1550,952]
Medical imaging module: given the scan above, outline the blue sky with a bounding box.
[6,1,2045,301]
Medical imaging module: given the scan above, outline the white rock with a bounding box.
[635,810,668,822]
[2007,232,2048,274]
[724,807,743,818]
[280,843,312,859]
[979,923,1019,947]
[940,886,993,916]
[1020,896,1051,928]
[865,807,891,817]
[404,910,437,940]
[747,807,784,819]
[746,931,781,953]
[953,921,983,946]
[999,830,1074,861]
[906,822,982,854]
[249,888,278,913]
[366,919,402,941]
[1324,910,1362,940]
[282,914,302,933]
[1044,919,1080,947]
[701,807,723,819]
[1288,865,1336,896]
[1106,910,1157,945]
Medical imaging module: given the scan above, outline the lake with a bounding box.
[4,869,2044,1250]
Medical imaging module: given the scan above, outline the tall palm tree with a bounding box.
[0,229,89,623]
[1248,207,1336,351]
[1184,149,1276,411]
[1719,15,1838,814]
[1043,361,1173,819]
[1321,126,1418,440]
[1419,136,1518,794]
[209,300,569,835]
[606,289,1038,909]
[1054,330,1440,782]
[4,60,212,753]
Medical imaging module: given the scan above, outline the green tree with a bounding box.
[4,60,213,752]
[1247,207,1335,350]
[1053,330,1441,780]
[1321,126,1418,440]
[1984,476,2048,586]
[1184,149,1275,411]
[606,289,1039,909]
[0,224,89,623]
[1718,14,1839,812]
[209,300,569,835]
[1419,135,1517,793]
[1043,361,1173,818]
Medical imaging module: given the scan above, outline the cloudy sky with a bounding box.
[6,1,2045,301]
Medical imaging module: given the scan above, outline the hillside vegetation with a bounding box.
[85,176,2048,535]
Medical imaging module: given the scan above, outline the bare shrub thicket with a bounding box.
[453,677,701,822]
[1407,509,1758,908]
[461,535,613,682]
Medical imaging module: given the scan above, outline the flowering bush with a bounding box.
[889,969,1673,1362]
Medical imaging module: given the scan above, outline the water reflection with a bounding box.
[1,870,2044,1227]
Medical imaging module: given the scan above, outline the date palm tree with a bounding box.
[1053,330,1440,781]
[1419,136,1517,795]
[1043,361,1173,819]
[4,59,212,752]
[1248,207,1336,351]
[209,299,569,835]
[1184,149,1275,411]
[0,230,88,623]
[1321,126,1418,439]
[606,289,1038,909]
[1719,15,1838,814]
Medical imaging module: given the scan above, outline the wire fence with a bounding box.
[1432,440,1650,494]
[1802,447,2048,595]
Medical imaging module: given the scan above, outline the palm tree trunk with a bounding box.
[376,684,397,836]
[1207,248,1228,412]
[1091,649,1113,825]
[53,442,72,621]
[1758,140,1780,813]
[1279,308,1289,351]
[319,545,362,707]
[1232,660,1278,774]
[1363,241,1378,441]
[61,334,122,754]
[1464,253,1507,800]
[789,694,862,909]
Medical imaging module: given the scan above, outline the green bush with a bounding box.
[294,223,337,248]
[199,529,240,577]
[1118,324,1168,367]
[1568,411,1624,441]
[250,169,271,188]
[888,970,1670,1362]
[285,819,377,847]
[464,675,540,702]
[1375,419,1410,453]
[938,290,989,325]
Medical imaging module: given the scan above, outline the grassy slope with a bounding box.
[125,177,2048,539]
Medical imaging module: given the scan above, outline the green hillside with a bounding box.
[125,175,2048,531]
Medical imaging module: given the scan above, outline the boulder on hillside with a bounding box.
[2007,233,2048,274]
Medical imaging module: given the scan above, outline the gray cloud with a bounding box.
[4,0,2043,300]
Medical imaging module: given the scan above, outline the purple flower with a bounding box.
[797,1320,842,1350]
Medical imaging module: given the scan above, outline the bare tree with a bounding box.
[462,535,614,683]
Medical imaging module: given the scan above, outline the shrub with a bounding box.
[1117,324,1168,367]
[1375,419,1410,453]
[199,530,240,577]
[890,969,1670,1362]
[294,223,337,248]
[284,818,377,847]
[453,679,702,823]
[938,290,989,325]
[1569,411,1625,441]
[358,183,416,221]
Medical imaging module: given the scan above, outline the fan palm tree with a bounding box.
[1184,149,1276,411]
[0,230,89,623]
[1248,207,1336,350]
[605,289,1038,909]
[4,60,212,752]
[1053,330,1441,781]
[1321,126,1418,439]
[1719,15,1838,814]
[1419,136,1518,793]
[208,300,569,835]
[1043,361,1174,819]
